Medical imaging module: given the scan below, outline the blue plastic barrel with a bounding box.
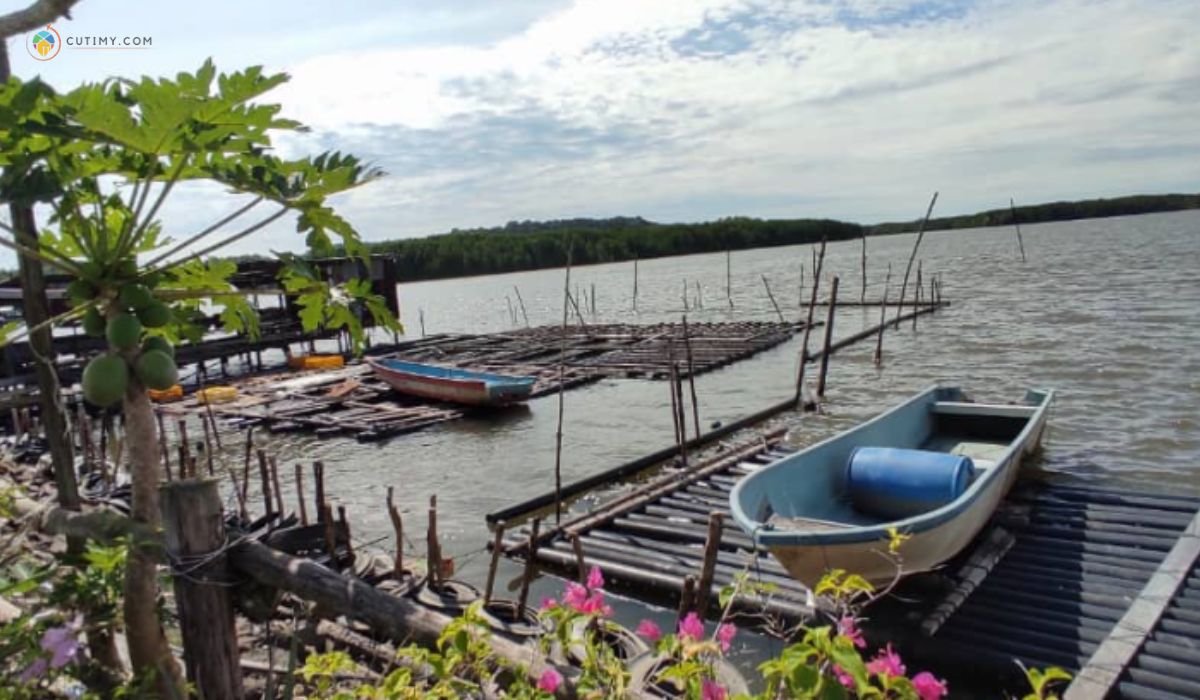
[846,447,973,518]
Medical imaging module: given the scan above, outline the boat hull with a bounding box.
[368,359,535,407]
[730,385,1053,588]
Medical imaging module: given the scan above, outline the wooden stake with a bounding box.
[632,256,639,311]
[426,495,440,587]
[257,450,273,516]
[553,246,572,524]
[794,238,827,407]
[816,276,840,398]
[322,503,338,569]
[156,411,170,478]
[681,278,688,311]
[762,274,785,323]
[678,575,697,620]
[313,461,326,523]
[913,262,922,331]
[895,191,939,326]
[874,264,892,367]
[294,464,308,525]
[200,414,215,476]
[681,316,701,439]
[337,505,355,566]
[269,455,285,518]
[591,282,596,315]
[483,522,505,605]
[861,227,868,303]
[694,280,703,310]
[726,250,733,308]
[516,518,541,618]
[798,263,804,308]
[506,295,517,325]
[1010,197,1027,263]
[418,308,426,337]
[240,428,254,518]
[674,363,688,465]
[387,486,404,578]
[571,534,587,582]
[667,351,682,448]
[695,512,724,614]
[513,286,530,327]
[161,479,244,700]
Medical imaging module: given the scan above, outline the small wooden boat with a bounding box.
[729,385,1053,586]
[367,358,536,407]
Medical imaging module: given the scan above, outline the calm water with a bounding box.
[222,209,1200,634]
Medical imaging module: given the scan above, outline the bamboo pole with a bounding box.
[513,286,530,327]
[861,228,868,303]
[761,274,785,323]
[894,191,939,327]
[874,264,892,366]
[667,349,682,448]
[516,518,541,618]
[913,262,922,331]
[1010,197,1027,263]
[673,362,688,467]
[387,487,404,579]
[553,246,572,524]
[256,450,273,516]
[816,276,839,398]
[794,238,827,406]
[681,316,701,439]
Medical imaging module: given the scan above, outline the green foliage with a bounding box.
[1020,665,1072,700]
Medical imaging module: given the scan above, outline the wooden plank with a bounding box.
[1066,507,1200,700]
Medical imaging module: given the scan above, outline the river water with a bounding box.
[229,209,1199,646]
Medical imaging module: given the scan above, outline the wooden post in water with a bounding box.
[667,343,683,447]
[200,414,215,477]
[418,308,426,337]
[506,295,517,326]
[483,523,505,604]
[681,279,689,311]
[513,286,530,327]
[816,276,839,398]
[798,263,805,308]
[1010,197,1027,263]
[861,228,868,303]
[387,487,404,579]
[516,518,541,618]
[161,478,243,700]
[553,246,572,524]
[427,495,440,587]
[875,264,892,367]
[268,455,285,517]
[762,274,785,323]
[681,316,701,439]
[695,512,724,614]
[913,262,922,331]
[794,238,827,407]
[673,363,688,465]
[632,256,639,311]
[591,283,596,315]
[895,191,938,327]
[694,280,703,309]
[238,428,253,520]
[726,250,733,308]
[256,450,273,516]
[313,461,326,523]
[294,464,308,525]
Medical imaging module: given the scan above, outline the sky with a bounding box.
[2,0,1198,260]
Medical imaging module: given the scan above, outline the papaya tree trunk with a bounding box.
[121,375,184,695]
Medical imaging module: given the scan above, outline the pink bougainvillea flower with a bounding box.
[17,657,49,684]
[838,615,866,649]
[716,623,736,652]
[678,611,705,642]
[577,591,611,617]
[538,668,563,694]
[911,671,949,700]
[586,565,604,591]
[563,582,589,611]
[41,620,82,669]
[701,678,728,700]
[866,643,906,678]
[539,597,558,611]
[833,664,856,689]
[636,619,663,643]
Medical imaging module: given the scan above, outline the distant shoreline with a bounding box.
[330,192,1199,283]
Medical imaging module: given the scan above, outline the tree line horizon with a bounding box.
[297,191,1197,281]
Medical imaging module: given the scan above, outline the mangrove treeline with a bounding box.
[324,192,1198,282]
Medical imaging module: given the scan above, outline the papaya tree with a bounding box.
[0,61,398,693]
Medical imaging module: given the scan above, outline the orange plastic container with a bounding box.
[148,384,183,402]
[287,354,345,370]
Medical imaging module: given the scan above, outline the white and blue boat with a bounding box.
[368,358,537,407]
[730,385,1053,586]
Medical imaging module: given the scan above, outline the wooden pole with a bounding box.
[240,428,254,519]
[427,495,440,586]
[313,461,326,523]
[816,276,840,398]
[695,512,724,614]
[681,279,688,311]
[200,414,215,477]
[338,505,355,567]
[256,450,273,516]
[632,256,639,311]
[694,280,702,310]
[874,264,892,366]
[419,308,426,337]
[861,227,868,303]
[483,523,505,604]
[294,464,308,526]
[913,262,922,331]
[678,575,697,620]
[553,246,572,525]
[1010,197,1027,263]
[894,191,939,327]
[681,316,701,439]
[571,534,587,582]
[156,411,170,479]
[161,479,244,700]
[516,518,541,618]
[726,250,733,308]
[761,274,785,323]
[798,263,804,308]
[177,419,191,476]
[667,351,682,447]
[387,486,404,578]
[268,455,285,517]
[794,238,827,406]
[506,295,517,326]
[673,363,688,467]
[513,286,530,327]
[590,283,596,315]
[322,503,338,568]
